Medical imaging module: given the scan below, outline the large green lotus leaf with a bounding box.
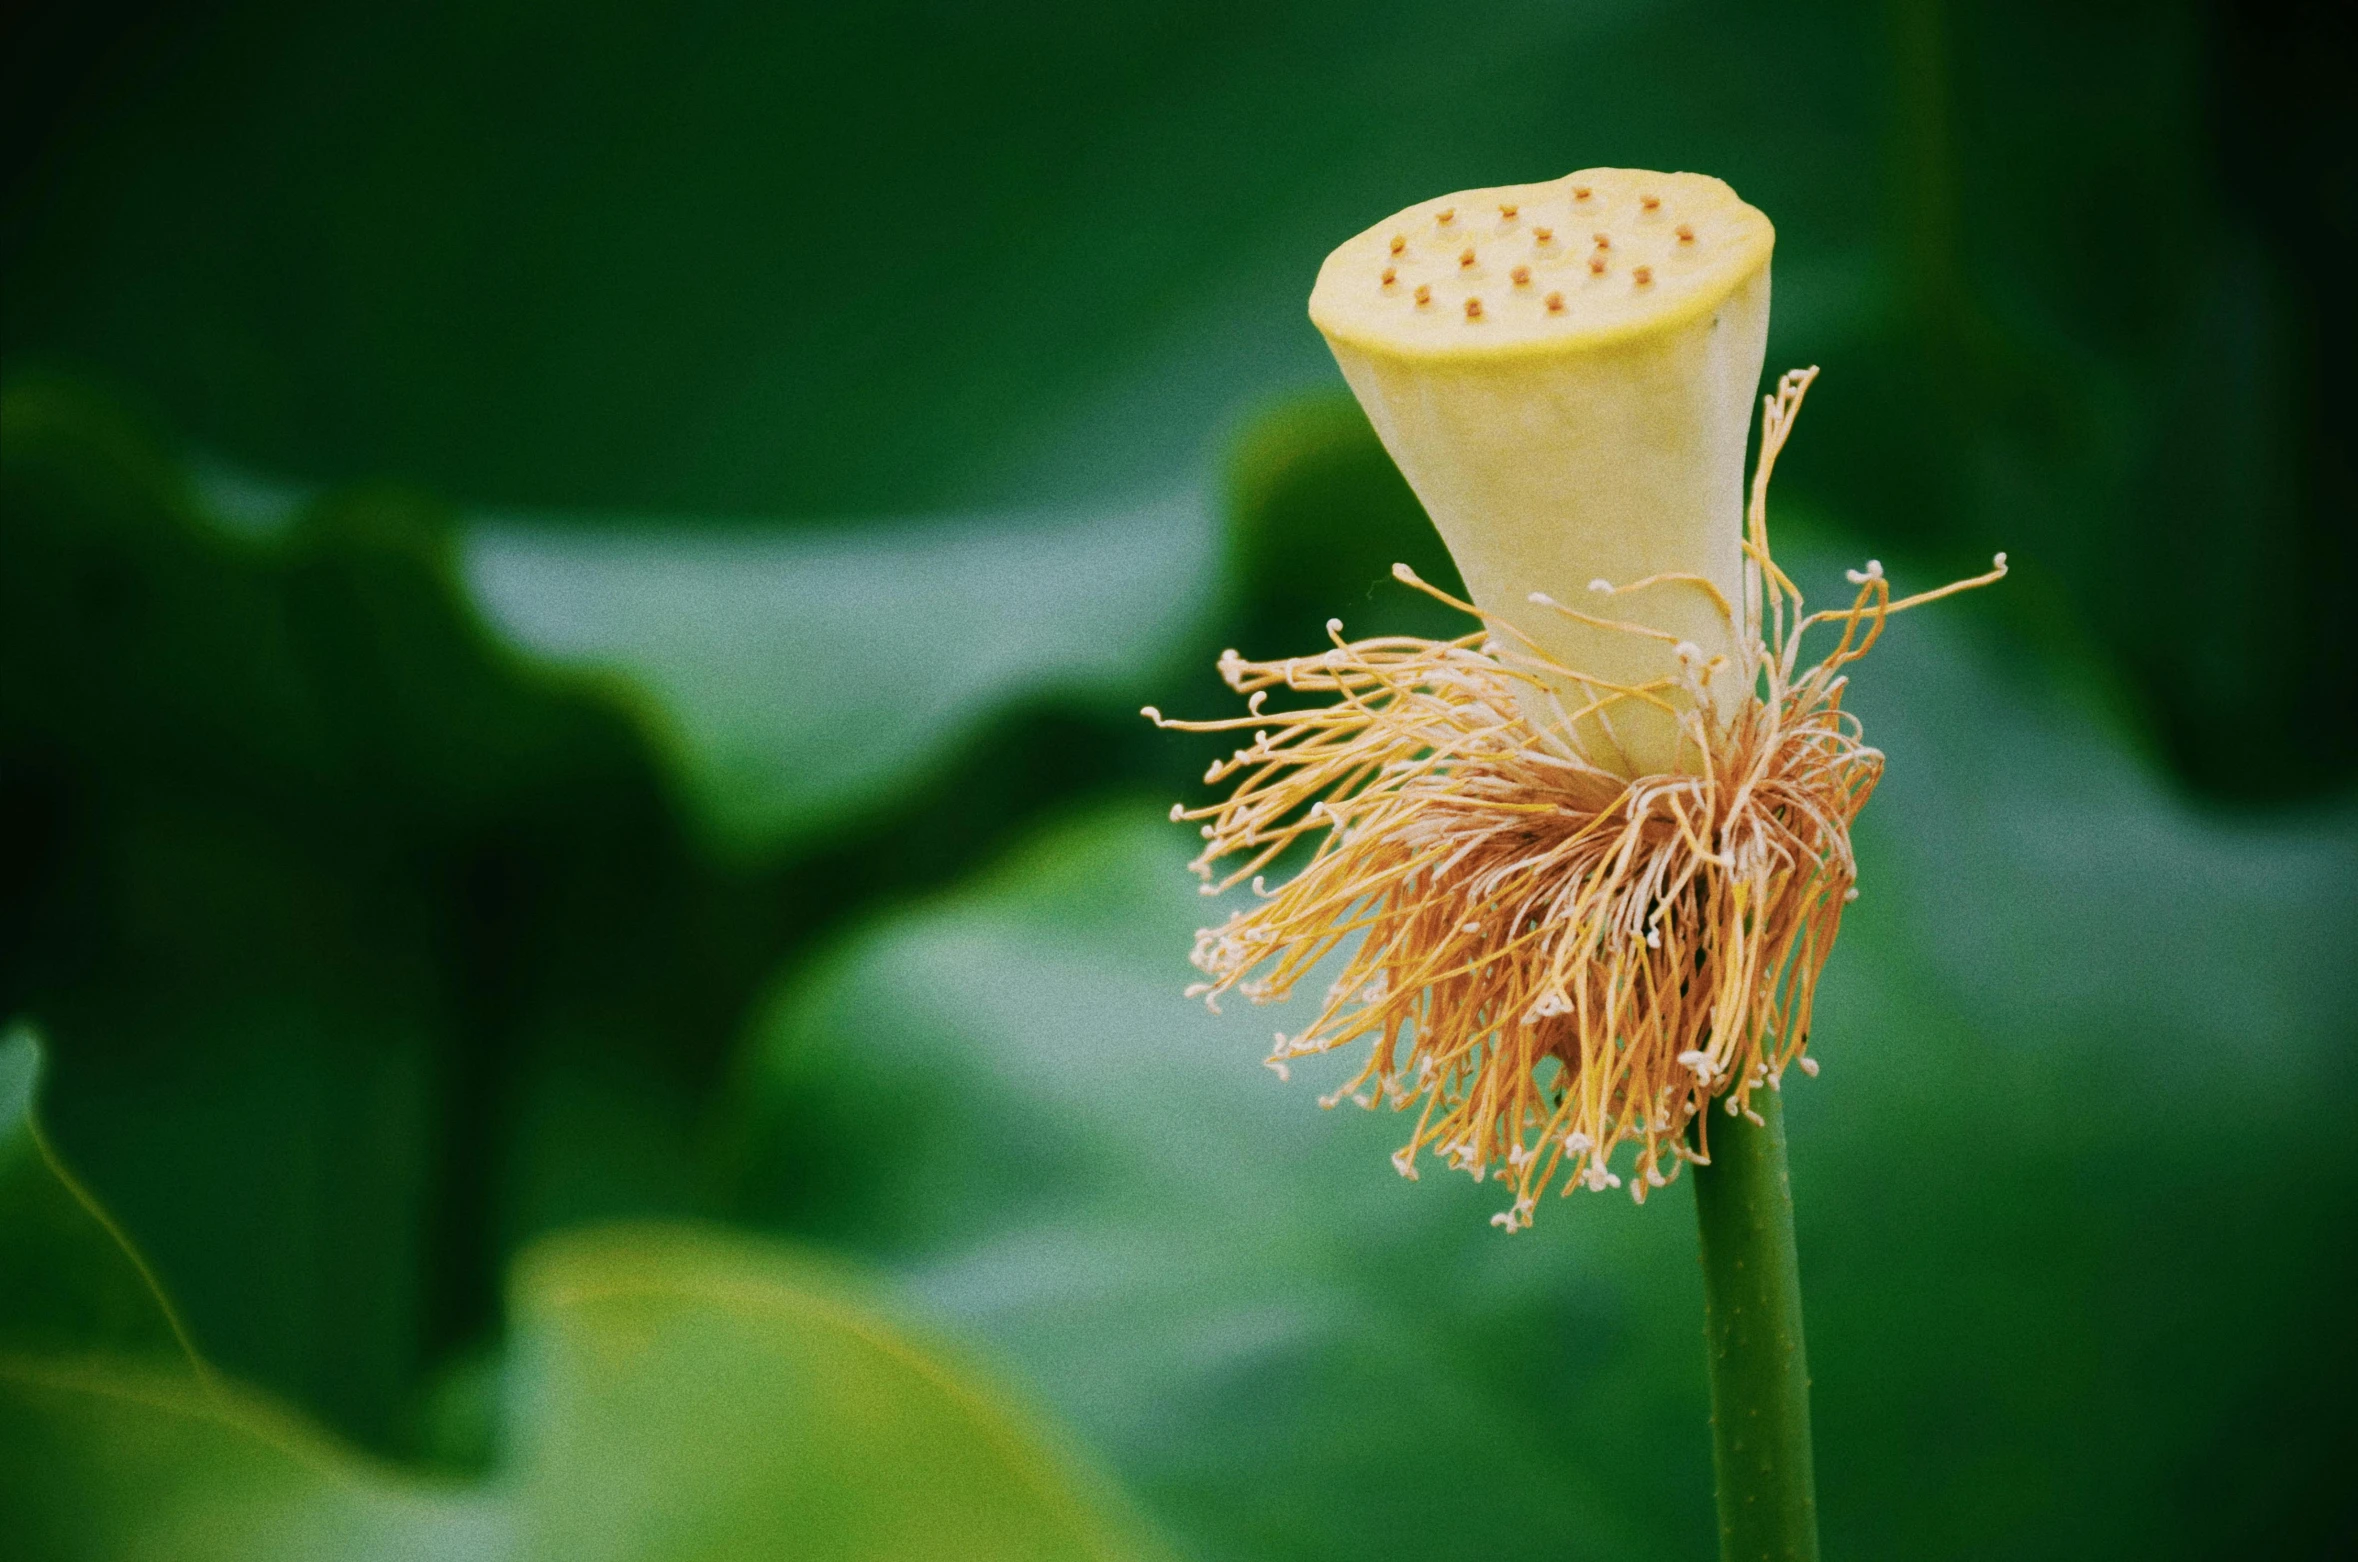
[743,814,1713,1562]
[3,2,1879,518]
[462,494,1218,856]
[3,379,693,1444]
[0,1026,505,1560]
[4,376,1221,1449]
[505,1225,1165,1562]
[180,443,1223,856]
[167,404,1222,860]
[11,1,2340,799]
[3,1361,509,1562]
[2,1031,1165,1562]
[0,1026,191,1367]
[738,557,2358,1560]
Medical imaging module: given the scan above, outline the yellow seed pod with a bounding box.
[1309,167,1773,776]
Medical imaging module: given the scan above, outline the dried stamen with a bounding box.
[1150,369,2005,1230]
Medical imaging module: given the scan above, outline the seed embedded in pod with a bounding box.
[1533,226,1554,243]
[1511,265,1531,286]
[1544,291,1565,312]
[1465,297,1484,319]
[1414,283,1432,306]
[1593,232,1611,250]
[1588,254,1606,275]
[1676,224,1695,243]
[1436,207,1456,225]
[1634,266,1654,285]
[1390,234,1407,255]
[1381,266,1397,286]
[1640,193,1661,211]
[1499,202,1518,218]
[1571,184,1592,200]
[1459,247,1476,268]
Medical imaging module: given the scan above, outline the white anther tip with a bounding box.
[1140,705,1161,722]
[1588,578,1613,594]
[1325,617,1344,634]
[1390,562,1418,582]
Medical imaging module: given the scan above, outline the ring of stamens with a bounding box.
[1149,369,2006,1229]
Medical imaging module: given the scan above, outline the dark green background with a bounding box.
[4,2,2354,1557]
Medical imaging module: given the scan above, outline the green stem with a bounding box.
[1692,1085,1821,1562]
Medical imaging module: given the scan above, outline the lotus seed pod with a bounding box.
[1309,167,1773,776]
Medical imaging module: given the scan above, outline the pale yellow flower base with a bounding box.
[1152,371,2003,1229]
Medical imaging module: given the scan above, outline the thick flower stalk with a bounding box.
[1150,170,2002,1230]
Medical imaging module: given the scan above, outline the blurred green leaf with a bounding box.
[505,1225,1165,1562]
[0,1025,189,1365]
[2,1029,1166,1561]
[0,375,1217,1452]
[740,808,1710,1562]
[737,542,2358,1559]
[3,1361,508,1562]
[1,1,1879,517]
[1,1025,505,1561]
[2,374,698,1445]
[17,0,2347,792]
[1221,394,1467,655]
[464,494,1216,858]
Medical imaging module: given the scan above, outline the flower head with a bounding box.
[1153,171,2003,1228]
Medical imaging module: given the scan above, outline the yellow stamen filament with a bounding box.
[1149,369,2005,1229]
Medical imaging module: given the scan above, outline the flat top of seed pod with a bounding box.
[1309,168,1773,361]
